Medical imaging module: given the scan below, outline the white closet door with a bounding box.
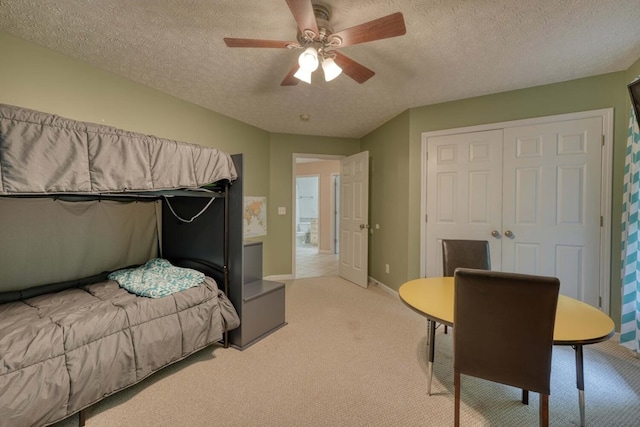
[502,117,603,305]
[425,130,503,277]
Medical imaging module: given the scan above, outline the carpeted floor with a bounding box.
[52,276,640,427]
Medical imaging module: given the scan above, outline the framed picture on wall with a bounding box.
[244,196,267,238]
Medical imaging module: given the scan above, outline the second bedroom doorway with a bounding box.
[293,155,341,278]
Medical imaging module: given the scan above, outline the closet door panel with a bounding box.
[425,130,503,277]
[502,117,602,305]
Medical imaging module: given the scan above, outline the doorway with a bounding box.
[293,155,341,278]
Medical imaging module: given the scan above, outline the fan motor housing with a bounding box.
[297,3,334,44]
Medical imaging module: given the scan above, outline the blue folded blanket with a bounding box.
[108,258,205,298]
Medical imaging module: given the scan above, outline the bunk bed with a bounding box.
[0,103,242,427]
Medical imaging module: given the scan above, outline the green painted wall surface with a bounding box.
[0,32,277,269]
[4,28,640,327]
[267,133,360,276]
[627,57,640,80]
[410,73,629,326]
[0,31,359,278]
[0,31,271,195]
[361,71,632,330]
[364,72,635,330]
[360,110,410,288]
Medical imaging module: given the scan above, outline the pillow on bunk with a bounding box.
[108,258,205,298]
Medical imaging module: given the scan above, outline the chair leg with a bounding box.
[540,393,549,427]
[522,389,529,404]
[454,371,461,427]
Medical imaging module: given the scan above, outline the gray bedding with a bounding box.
[0,277,239,427]
[0,103,237,195]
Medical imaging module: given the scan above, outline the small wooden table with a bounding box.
[399,277,615,427]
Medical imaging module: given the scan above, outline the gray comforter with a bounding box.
[0,103,238,195]
[0,277,239,427]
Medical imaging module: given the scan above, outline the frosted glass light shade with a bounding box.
[294,67,312,84]
[298,47,319,72]
[322,57,342,81]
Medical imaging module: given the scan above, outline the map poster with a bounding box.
[243,196,267,238]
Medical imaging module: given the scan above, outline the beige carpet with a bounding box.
[52,276,640,427]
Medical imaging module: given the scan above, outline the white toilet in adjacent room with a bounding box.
[296,221,310,244]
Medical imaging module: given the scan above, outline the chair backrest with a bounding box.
[442,239,490,276]
[453,268,560,394]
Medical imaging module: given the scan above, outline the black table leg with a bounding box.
[574,344,585,426]
[427,319,436,395]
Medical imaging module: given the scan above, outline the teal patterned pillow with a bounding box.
[108,258,205,298]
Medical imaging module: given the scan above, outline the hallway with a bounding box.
[296,242,338,278]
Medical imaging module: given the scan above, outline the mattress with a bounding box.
[0,103,238,195]
[0,277,239,427]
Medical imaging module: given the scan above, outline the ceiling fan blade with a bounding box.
[333,51,375,84]
[224,38,295,48]
[330,12,406,47]
[285,0,318,36]
[281,64,301,86]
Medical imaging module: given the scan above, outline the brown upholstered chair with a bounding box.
[453,268,560,427]
[442,239,491,276]
[441,239,491,333]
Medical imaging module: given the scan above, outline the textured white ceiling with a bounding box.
[1,0,640,138]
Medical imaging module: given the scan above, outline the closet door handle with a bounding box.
[504,230,514,238]
[491,230,501,238]
[359,224,370,230]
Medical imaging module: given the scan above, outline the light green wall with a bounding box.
[0,31,359,277]
[360,110,410,286]
[266,133,360,275]
[0,31,270,197]
[628,57,640,81]
[3,29,640,326]
[363,70,636,330]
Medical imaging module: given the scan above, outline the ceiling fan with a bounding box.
[223,0,406,85]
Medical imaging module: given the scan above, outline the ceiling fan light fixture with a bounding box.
[298,46,319,72]
[322,57,342,82]
[294,67,312,84]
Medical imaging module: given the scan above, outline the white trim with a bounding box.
[331,172,340,255]
[421,109,613,138]
[368,276,399,298]
[420,109,613,314]
[599,108,613,314]
[420,129,428,279]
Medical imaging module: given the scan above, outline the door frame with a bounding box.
[332,173,340,254]
[420,108,614,313]
[291,153,344,278]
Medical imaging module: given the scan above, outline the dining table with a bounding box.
[399,276,615,427]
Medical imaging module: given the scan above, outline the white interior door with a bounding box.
[425,130,504,276]
[502,117,603,305]
[424,115,605,308]
[339,151,369,287]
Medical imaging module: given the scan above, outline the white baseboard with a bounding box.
[264,274,293,281]
[318,249,334,254]
[368,276,398,298]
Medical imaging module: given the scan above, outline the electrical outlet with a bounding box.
[385,264,390,274]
